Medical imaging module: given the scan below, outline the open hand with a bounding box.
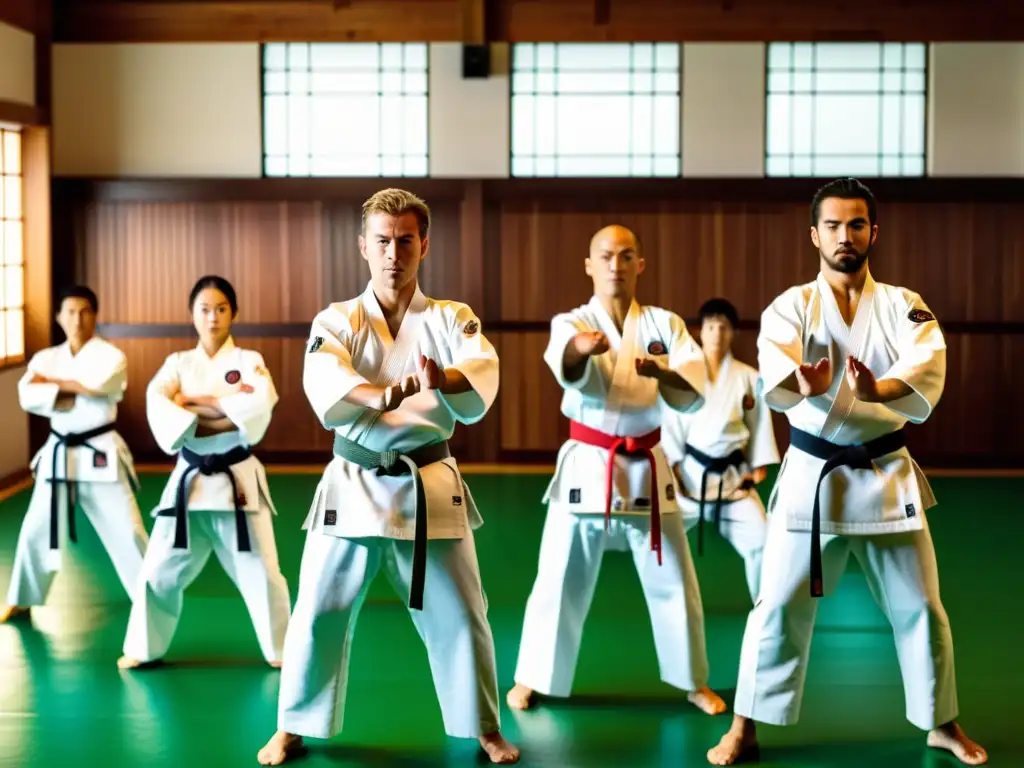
[239,383,254,394]
[417,355,446,390]
[382,374,421,411]
[751,466,768,485]
[845,355,879,402]
[634,357,662,379]
[794,357,832,397]
[30,373,52,385]
[573,331,610,357]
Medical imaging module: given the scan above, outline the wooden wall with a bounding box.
[52,178,1024,468]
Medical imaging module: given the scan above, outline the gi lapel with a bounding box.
[361,282,428,388]
[600,299,641,435]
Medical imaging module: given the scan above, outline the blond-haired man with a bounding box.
[258,189,518,765]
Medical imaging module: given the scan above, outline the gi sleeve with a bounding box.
[659,312,705,414]
[17,351,60,418]
[437,305,499,425]
[757,290,808,412]
[219,351,278,445]
[303,308,373,430]
[146,353,198,455]
[542,311,606,398]
[742,369,781,468]
[877,293,946,423]
[659,410,692,468]
[78,346,128,399]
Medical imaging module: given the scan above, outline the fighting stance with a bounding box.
[118,276,291,669]
[708,178,986,766]
[661,297,778,602]
[258,189,518,765]
[507,225,725,716]
[1,286,147,622]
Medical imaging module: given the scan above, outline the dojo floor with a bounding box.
[0,469,1021,767]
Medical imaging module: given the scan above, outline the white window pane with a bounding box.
[653,96,679,154]
[536,156,556,175]
[0,312,6,358]
[882,71,902,93]
[655,44,679,70]
[381,72,402,93]
[2,176,20,219]
[512,71,535,94]
[559,72,631,93]
[289,155,310,176]
[534,95,556,155]
[288,44,309,69]
[631,156,653,176]
[815,43,880,70]
[4,265,23,308]
[8,310,26,359]
[403,155,428,176]
[815,95,878,155]
[881,156,902,175]
[318,96,377,154]
[767,71,791,93]
[536,71,555,93]
[766,155,791,176]
[289,96,312,156]
[559,44,631,70]
[904,71,925,93]
[536,43,556,69]
[793,71,812,92]
[380,44,404,70]
[404,71,428,95]
[792,155,813,175]
[817,71,880,93]
[511,96,535,155]
[402,96,428,156]
[766,94,791,155]
[904,44,926,70]
[513,44,535,70]
[791,95,812,153]
[653,156,679,176]
[558,155,630,176]
[558,96,631,155]
[511,156,534,176]
[814,154,880,176]
[3,131,21,174]
[632,71,653,93]
[768,43,792,70]
[403,44,428,70]
[633,43,653,70]
[902,155,925,176]
[380,97,403,155]
[881,94,903,155]
[287,71,309,94]
[792,43,813,69]
[263,43,287,70]
[263,96,288,155]
[883,43,904,69]
[265,156,288,176]
[630,97,654,155]
[4,221,22,265]
[381,156,403,176]
[312,43,377,69]
[654,72,678,93]
[902,94,926,156]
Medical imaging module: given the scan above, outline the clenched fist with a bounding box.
[572,331,610,357]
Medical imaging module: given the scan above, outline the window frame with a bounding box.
[762,41,930,178]
[508,42,684,178]
[258,42,431,178]
[0,124,25,371]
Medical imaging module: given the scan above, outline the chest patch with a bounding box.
[647,340,666,355]
[225,370,241,385]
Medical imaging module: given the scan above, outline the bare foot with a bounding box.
[927,722,987,765]
[268,660,283,669]
[257,731,305,766]
[0,605,30,623]
[707,715,759,765]
[688,685,728,715]
[479,731,520,764]
[506,683,536,711]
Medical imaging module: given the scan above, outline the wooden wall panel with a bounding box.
[56,178,1024,467]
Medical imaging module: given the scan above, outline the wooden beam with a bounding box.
[0,99,43,126]
[0,0,35,32]
[52,0,1024,42]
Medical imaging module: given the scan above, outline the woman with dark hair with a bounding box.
[118,275,291,669]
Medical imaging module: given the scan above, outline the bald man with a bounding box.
[507,226,725,716]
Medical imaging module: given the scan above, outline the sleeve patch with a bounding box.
[308,336,325,353]
[908,308,935,324]
[462,320,479,336]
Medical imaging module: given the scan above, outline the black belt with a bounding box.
[332,434,452,611]
[683,443,749,556]
[789,426,907,598]
[157,445,253,552]
[47,423,117,549]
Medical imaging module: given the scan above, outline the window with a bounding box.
[511,43,681,177]
[0,126,23,367]
[765,42,927,177]
[262,43,429,177]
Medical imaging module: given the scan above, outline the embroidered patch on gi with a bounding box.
[905,503,916,518]
[324,509,337,526]
[613,498,624,511]
[666,484,675,501]
[635,497,651,508]
[254,364,269,377]
[452,495,463,506]
[647,340,666,355]
[742,393,755,410]
[93,452,108,468]
[908,308,935,324]
[569,489,581,504]
[225,369,241,385]
[308,336,324,353]
[462,319,479,336]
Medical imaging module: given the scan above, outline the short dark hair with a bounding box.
[189,275,238,314]
[699,297,738,328]
[58,285,98,313]
[810,177,877,227]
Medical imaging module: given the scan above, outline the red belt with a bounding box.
[569,420,663,564]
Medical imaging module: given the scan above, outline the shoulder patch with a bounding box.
[647,340,667,356]
[462,319,479,336]
[908,308,935,324]
[308,336,324,353]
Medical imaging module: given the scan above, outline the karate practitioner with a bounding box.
[1,286,147,623]
[258,189,518,766]
[708,178,987,766]
[661,297,778,602]
[507,225,725,717]
[118,275,291,669]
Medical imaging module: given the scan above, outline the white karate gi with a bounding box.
[513,297,713,698]
[733,270,958,731]
[276,282,502,740]
[121,337,291,664]
[7,337,147,607]
[661,353,779,601]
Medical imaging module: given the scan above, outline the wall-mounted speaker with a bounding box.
[462,44,491,79]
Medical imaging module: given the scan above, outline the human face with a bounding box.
[359,212,428,293]
[191,287,233,348]
[57,297,96,345]
[700,315,734,357]
[811,197,877,275]
[585,227,644,300]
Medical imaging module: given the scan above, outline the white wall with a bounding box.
[0,21,34,107]
[929,43,1024,176]
[52,43,262,177]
